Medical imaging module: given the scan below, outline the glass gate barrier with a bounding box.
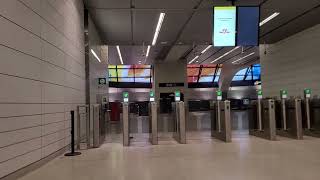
[248,99,277,140]
[275,98,303,139]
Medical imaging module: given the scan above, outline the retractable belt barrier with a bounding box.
[211,100,231,142]
[172,102,186,144]
[249,99,277,141]
[275,98,303,139]
[302,98,320,137]
[149,102,158,145]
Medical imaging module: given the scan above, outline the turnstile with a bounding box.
[211,100,231,142]
[172,102,186,144]
[275,98,303,139]
[302,98,320,137]
[249,99,277,140]
[149,102,158,145]
[122,103,130,146]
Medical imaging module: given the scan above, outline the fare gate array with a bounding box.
[249,99,277,141]
[211,100,232,142]
[275,98,303,139]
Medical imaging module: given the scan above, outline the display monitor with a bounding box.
[237,7,260,46]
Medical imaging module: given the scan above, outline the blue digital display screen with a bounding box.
[213,7,237,47]
[237,7,260,46]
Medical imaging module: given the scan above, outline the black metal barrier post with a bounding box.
[65,111,81,156]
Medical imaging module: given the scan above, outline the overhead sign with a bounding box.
[304,88,311,98]
[213,6,237,47]
[98,78,107,85]
[175,91,181,102]
[150,91,155,102]
[217,90,222,101]
[159,83,184,87]
[123,92,129,103]
[280,90,288,99]
[237,6,260,46]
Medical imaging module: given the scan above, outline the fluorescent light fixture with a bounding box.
[90,49,101,62]
[116,46,124,64]
[152,13,166,46]
[232,52,255,64]
[188,56,199,64]
[146,45,151,57]
[260,12,280,26]
[201,45,212,54]
[211,46,240,63]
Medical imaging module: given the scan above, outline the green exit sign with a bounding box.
[280,90,288,99]
[217,90,222,101]
[257,90,263,99]
[123,92,129,102]
[304,88,311,98]
[175,91,181,102]
[150,91,155,102]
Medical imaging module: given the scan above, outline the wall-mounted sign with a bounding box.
[216,90,222,101]
[123,92,129,103]
[98,78,107,85]
[304,88,311,98]
[159,83,184,87]
[257,90,263,99]
[150,91,155,102]
[280,90,288,99]
[213,6,237,47]
[175,91,181,102]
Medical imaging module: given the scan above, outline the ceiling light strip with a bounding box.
[259,12,280,26]
[211,46,240,63]
[116,46,124,64]
[152,13,166,46]
[201,45,212,54]
[90,49,101,63]
[146,45,151,57]
[188,56,199,64]
[232,52,255,64]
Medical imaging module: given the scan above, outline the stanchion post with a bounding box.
[65,110,81,156]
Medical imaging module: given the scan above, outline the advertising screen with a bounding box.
[237,7,260,46]
[213,6,236,47]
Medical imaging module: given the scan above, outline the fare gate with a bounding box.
[249,99,277,141]
[275,98,303,139]
[122,102,158,146]
[302,98,320,137]
[172,102,186,144]
[211,100,232,142]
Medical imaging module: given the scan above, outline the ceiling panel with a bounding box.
[92,9,132,44]
[133,11,159,45]
[134,0,201,9]
[85,0,131,8]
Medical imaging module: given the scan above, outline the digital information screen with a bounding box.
[213,6,236,47]
[237,7,260,46]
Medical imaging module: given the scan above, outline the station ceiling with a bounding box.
[84,0,320,65]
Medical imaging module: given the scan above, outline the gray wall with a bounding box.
[261,24,320,98]
[0,0,85,178]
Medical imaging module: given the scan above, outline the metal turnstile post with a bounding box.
[173,102,186,144]
[122,103,130,146]
[305,98,311,130]
[281,99,287,130]
[76,105,90,149]
[265,99,277,140]
[92,104,101,148]
[257,99,263,131]
[212,100,231,142]
[150,102,158,145]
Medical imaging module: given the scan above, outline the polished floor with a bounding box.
[19,132,320,180]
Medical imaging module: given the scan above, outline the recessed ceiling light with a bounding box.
[232,52,255,64]
[116,46,124,64]
[160,41,168,45]
[188,56,199,64]
[260,12,280,26]
[211,46,240,63]
[152,13,165,46]
[90,49,101,63]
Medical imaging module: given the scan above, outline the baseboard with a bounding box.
[1,145,70,180]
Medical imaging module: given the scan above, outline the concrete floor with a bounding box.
[18,133,320,180]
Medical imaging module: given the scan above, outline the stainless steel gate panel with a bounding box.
[302,98,320,137]
[150,102,158,145]
[173,102,186,144]
[123,103,130,146]
[211,101,231,142]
